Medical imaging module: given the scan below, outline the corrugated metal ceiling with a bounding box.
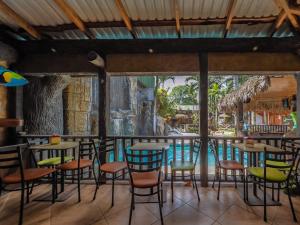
[0,0,294,40]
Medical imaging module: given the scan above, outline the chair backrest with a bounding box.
[97,138,115,165]
[0,144,28,182]
[264,146,300,180]
[208,138,221,167]
[192,139,201,167]
[124,146,164,185]
[78,140,99,167]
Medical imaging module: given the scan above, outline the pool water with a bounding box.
[110,143,248,171]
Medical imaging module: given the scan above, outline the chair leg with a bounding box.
[26,182,30,204]
[111,174,115,207]
[217,168,221,200]
[29,181,34,195]
[160,182,164,207]
[234,170,237,189]
[157,185,164,225]
[191,174,195,188]
[193,174,200,201]
[171,171,174,203]
[277,183,280,202]
[212,174,216,188]
[287,182,297,222]
[77,168,81,202]
[19,184,25,225]
[263,179,267,222]
[128,187,134,225]
[52,172,56,204]
[92,165,99,201]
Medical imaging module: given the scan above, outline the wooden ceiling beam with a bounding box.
[114,0,136,38]
[274,0,300,30]
[224,0,238,38]
[14,37,300,56]
[0,0,41,39]
[174,0,181,37]
[53,0,95,39]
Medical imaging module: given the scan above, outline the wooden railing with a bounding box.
[19,134,300,182]
[249,125,289,135]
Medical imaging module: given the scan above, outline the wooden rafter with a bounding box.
[0,0,41,39]
[274,0,300,30]
[114,0,135,38]
[224,0,238,38]
[174,0,181,37]
[271,10,288,36]
[53,0,94,39]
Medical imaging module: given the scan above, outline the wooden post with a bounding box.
[98,67,107,140]
[198,53,208,187]
[295,73,300,136]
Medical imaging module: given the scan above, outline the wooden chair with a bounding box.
[209,138,244,200]
[0,144,57,225]
[170,139,201,202]
[124,146,164,225]
[57,140,98,202]
[93,138,127,207]
[246,146,300,222]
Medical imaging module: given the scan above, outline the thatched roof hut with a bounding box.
[218,76,271,113]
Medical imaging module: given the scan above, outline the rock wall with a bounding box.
[63,77,95,135]
[109,77,155,136]
[24,76,70,134]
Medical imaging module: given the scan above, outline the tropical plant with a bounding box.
[169,85,197,105]
[156,88,176,118]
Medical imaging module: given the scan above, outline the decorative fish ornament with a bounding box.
[0,66,28,87]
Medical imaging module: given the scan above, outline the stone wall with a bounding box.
[63,77,95,135]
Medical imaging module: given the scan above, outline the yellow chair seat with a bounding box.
[248,167,287,182]
[37,156,73,166]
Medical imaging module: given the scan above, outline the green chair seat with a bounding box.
[171,161,195,171]
[248,167,287,182]
[266,160,291,170]
[37,156,73,166]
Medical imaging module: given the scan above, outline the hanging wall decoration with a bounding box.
[0,66,28,87]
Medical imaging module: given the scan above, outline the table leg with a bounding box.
[253,153,257,197]
[61,150,65,193]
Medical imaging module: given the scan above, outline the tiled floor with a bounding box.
[0,183,299,225]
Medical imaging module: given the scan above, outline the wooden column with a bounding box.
[199,53,208,187]
[98,67,107,140]
[295,73,300,136]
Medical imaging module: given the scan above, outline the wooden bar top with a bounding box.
[29,141,79,150]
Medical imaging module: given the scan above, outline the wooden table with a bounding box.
[130,142,170,151]
[29,141,79,192]
[232,143,284,206]
[232,143,284,153]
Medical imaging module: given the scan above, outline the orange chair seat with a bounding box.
[100,162,127,173]
[131,171,161,188]
[220,160,244,170]
[58,159,93,170]
[3,168,56,184]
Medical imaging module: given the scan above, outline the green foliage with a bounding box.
[169,85,197,105]
[156,88,176,118]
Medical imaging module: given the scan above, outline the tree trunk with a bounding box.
[24,76,70,134]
